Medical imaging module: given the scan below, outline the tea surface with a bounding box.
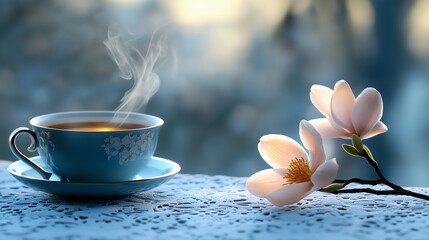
[46,122,148,131]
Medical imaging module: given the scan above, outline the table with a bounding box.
[1,160,429,240]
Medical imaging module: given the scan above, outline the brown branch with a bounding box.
[360,150,405,191]
[332,188,429,201]
[333,178,382,187]
[328,140,429,201]
[331,148,429,201]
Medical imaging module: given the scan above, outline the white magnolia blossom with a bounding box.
[309,80,388,139]
[246,121,338,206]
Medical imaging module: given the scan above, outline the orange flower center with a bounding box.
[283,157,313,185]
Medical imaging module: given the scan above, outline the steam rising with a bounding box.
[104,26,165,123]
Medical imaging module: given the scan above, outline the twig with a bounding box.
[333,178,382,187]
[329,146,428,201]
[360,150,405,191]
[332,188,429,201]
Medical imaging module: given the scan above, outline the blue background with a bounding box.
[1,0,428,186]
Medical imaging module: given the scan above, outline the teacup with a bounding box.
[9,111,163,182]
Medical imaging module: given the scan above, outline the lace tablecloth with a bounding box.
[0,160,428,240]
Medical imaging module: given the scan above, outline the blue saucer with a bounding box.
[8,156,180,197]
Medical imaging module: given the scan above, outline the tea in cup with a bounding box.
[9,111,163,182]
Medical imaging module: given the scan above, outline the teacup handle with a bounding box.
[9,127,52,179]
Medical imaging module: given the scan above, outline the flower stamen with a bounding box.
[283,157,313,185]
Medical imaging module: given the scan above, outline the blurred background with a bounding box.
[1,0,429,186]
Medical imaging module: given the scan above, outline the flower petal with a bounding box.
[258,134,309,169]
[361,121,388,139]
[309,118,350,139]
[246,168,289,197]
[266,182,313,206]
[310,158,339,191]
[330,80,356,132]
[352,87,383,136]
[299,120,325,171]
[310,84,333,118]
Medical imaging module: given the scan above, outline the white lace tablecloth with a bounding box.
[0,160,428,240]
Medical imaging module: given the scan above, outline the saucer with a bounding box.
[8,156,181,197]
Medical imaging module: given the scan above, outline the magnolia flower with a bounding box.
[309,80,387,139]
[246,121,338,206]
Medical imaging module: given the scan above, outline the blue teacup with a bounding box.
[9,111,163,182]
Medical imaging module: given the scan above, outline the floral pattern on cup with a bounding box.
[101,132,154,165]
